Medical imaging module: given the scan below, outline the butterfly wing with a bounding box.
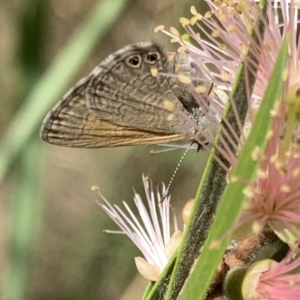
[40,42,202,148]
[86,42,195,136]
[40,75,185,148]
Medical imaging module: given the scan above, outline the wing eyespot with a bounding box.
[125,55,142,68]
[144,51,160,64]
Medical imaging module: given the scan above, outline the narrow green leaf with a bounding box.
[4,140,45,300]
[4,1,47,299]
[143,252,177,300]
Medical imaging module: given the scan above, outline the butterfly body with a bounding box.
[40,42,207,148]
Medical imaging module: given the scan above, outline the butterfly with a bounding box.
[40,42,209,148]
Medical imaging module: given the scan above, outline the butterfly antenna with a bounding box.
[160,147,190,203]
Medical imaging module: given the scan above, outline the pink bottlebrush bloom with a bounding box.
[159,1,300,247]
[242,250,300,300]
[233,98,300,249]
[95,175,182,281]
[227,1,300,249]
[160,0,299,98]
[156,1,300,157]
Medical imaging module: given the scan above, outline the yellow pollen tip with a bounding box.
[241,44,249,57]
[154,25,164,33]
[91,185,100,191]
[191,15,202,25]
[212,29,221,38]
[270,108,278,118]
[167,53,175,62]
[163,100,176,112]
[243,186,254,198]
[227,25,237,33]
[282,68,288,81]
[219,43,227,51]
[292,168,300,178]
[178,74,192,84]
[274,159,284,171]
[182,199,194,224]
[228,174,239,183]
[170,26,180,37]
[194,85,208,94]
[251,146,262,161]
[280,184,291,193]
[269,155,276,164]
[266,130,274,140]
[257,169,267,179]
[272,101,282,117]
[170,38,179,43]
[204,11,212,19]
[167,113,176,121]
[218,12,226,22]
[190,5,198,15]
[251,221,262,234]
[179,17,190,26]
[289,280,296,287]
[150,67,158,77]
[221,70,229,82]
[177,45,188,53]
[209,240,221,249]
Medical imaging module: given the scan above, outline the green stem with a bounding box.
[4,139,44,300]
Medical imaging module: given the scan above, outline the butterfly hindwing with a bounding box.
[40,72,185,148]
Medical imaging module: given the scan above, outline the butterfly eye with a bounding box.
[126,55,142,68]
[145,52,160,64]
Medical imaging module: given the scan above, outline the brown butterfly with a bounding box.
[40,42,208,148]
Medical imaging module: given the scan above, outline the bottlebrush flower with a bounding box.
[156,1,300,154]
[242,250,300,300]
[159,0,300,248]
[94,175,183,281]
[227,0,300,250]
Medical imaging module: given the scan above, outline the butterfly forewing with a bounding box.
[40,42,197,148]
[86,43,192,134]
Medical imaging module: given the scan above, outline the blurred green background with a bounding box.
[0,0,208,299]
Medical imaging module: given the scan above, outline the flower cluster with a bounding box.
[94,175,184,281]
